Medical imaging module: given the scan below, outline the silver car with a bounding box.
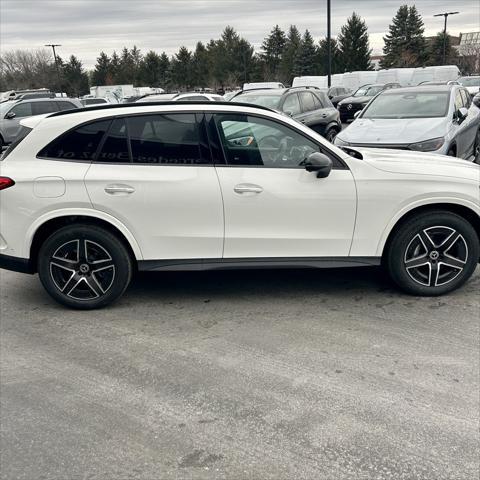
[0,97,82,147]
[335,85,480,161]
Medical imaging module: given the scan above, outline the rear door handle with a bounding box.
[234,184,263,194]
[104,184,135,195]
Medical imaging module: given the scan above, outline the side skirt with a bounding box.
[138,257,382,272]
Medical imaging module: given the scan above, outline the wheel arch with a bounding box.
[380,202,480,262]
[27,212,142,273]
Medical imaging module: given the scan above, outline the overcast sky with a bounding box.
[1,0,478,69]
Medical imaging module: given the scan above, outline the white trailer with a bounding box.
[292,76,327,88]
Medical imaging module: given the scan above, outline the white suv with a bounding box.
[0,101,479,309]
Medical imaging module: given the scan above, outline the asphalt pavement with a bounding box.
[1,266,479,480]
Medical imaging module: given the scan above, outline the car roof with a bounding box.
[236,88,287,96]
[15,97,76,103]
[47,100,277,118]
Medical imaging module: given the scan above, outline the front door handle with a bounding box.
[104,184,135,195]
[234,184,263,195]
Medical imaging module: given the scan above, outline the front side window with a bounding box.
[38,120,111,160]
[10,102,32,118]
[127,114,205,164]
[215,114,323,168]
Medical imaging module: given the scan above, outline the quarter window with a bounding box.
[56,101,77,111]
[215,114,325,168]
[38,120,111,160]
[127,114,206,164]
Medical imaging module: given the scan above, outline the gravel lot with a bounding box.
[1,266,479,480]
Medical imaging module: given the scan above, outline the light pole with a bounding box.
[45,44,62,88]
[327,0,332,87]
[433,12,459,65]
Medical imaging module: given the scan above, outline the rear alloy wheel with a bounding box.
[325,128,339,143]
[38,225,133,309]
[386,212,479,296]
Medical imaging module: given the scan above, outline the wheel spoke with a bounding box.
[429,262,438,287]
[83,276,103,297]
[63,272,81,294]
[441,257,465,270]
[419,230,436,249]
[50,258,78,271]
[405,255,429,269]
[78,239,88,263]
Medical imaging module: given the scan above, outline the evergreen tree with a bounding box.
[381,5,428,68]
[261,25,287,80]
[317,38,343,75]
[192,42,210,87]
[294,30,318,76]
[110,51,120,83]
[427,32,458,66]
[172,46,193,90]
[91,52,111,86]
[62,55,89,96]
[337,12,372,72]
[139,50,162,85]
[280,25,302,84]
[158,52,171,88]
[116,47,134,83]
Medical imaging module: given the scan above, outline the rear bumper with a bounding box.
[0,254,33,274]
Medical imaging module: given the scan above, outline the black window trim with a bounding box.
[210,111,349,170]
[36,111,215,166]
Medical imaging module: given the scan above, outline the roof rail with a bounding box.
[47,100,277,118]
[286,85,322,91]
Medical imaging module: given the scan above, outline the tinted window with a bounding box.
[127,114,205,164]
[282,93,301,115]
[10,102,32,118]
[32,101,58,115]
[215,114,323,168]
[38,120,111,160]
[177,95,209,102]
[97,118,130,163]
[299,92,316,112]
[82,99,107,105]
[57,101,77,111]
[312,93,323,109]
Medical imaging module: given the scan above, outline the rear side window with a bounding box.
[127,114,205,164]
[299,92,316,112]
[32,102,58,115]
[38,120,111,160]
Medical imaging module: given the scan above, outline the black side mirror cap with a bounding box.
[303,152,333,178]
[5,112,15,119]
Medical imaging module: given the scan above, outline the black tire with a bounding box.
[325,128,339,143]
[38,224,133,309]
[386,211,479,296]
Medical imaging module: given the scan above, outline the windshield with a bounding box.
[353,85,383,97]
[362,91,450,119]
[234,94,282,109]
[459,76,480,87]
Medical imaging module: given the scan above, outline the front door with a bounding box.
[212,113,357,259]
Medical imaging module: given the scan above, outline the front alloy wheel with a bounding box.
[38,225,132,309]
[387,211,479,296]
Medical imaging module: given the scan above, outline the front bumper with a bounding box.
[0,253,33,274]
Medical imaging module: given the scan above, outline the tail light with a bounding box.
[0,177,15,190]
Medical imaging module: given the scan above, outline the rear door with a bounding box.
[85,113,224,260]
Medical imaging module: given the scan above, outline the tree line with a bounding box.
[0,5,476,97]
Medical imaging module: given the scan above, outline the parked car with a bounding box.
[80,98,110,106]
[0,102,479,308]
[135,93,179,103]
[337,83,401,122]
[335,85,480,161]
[0,97,81,147]
[458,76,480,96]
[173,92,224,102]
[327,86,353,108]
[232,87,342,142]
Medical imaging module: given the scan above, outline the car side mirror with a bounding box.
[5,112,16,119]
[353,110,362,119]
[303,152,333,178]
[456,107,468,123]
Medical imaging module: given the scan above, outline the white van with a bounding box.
[292,77,327,88]
[377,69,400,85]
[243,82,285,91]
[411,66,460,85]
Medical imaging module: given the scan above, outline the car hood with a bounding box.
[339,117,448,145]
[353,147,480,181]
[339,96,371,105]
